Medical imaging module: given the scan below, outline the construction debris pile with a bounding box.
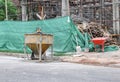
[78,22,119,46]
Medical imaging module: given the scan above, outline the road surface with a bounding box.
[0,56,120,82]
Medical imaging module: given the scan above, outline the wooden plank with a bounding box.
[111,34,120,37]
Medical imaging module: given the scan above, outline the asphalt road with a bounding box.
[0,56,120,82]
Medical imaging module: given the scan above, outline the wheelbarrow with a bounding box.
[91,37,108,52]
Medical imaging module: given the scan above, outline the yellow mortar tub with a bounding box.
[24,33,53,60]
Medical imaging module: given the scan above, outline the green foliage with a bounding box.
[0,0,17,20]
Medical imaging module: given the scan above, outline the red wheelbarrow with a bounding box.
[91,37,108,52]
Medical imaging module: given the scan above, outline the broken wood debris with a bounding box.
[77,22,119,46]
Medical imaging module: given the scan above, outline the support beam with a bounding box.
[5,0,8,20]
[21,0,27,21]
[62,0,70,16]
[39,34,42,62]
[113,0,120,34]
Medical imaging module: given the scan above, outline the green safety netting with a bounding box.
[0,16,119,53]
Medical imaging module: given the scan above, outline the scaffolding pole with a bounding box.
[113,0,120,34]
[62,0,70,16]
[21,0,27,21]
[5,0,8,20]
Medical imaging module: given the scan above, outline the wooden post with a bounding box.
[5,0,8,20]
[24,43,29,59]
[21,0,27,21]
[51,45,53,60]
[62,0,70,16]
[39,34,42,62]
[113,0,120,34]
[24,43,26,59]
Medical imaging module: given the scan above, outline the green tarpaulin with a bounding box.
[0,16,119,53]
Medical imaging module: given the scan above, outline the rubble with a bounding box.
[77,22,119,46]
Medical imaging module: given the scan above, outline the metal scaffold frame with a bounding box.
[15,0,120,34]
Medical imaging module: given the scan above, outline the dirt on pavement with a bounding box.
[0,50,120,68]
[60,50,120,68]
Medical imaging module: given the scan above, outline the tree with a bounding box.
[0,0,17,20]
